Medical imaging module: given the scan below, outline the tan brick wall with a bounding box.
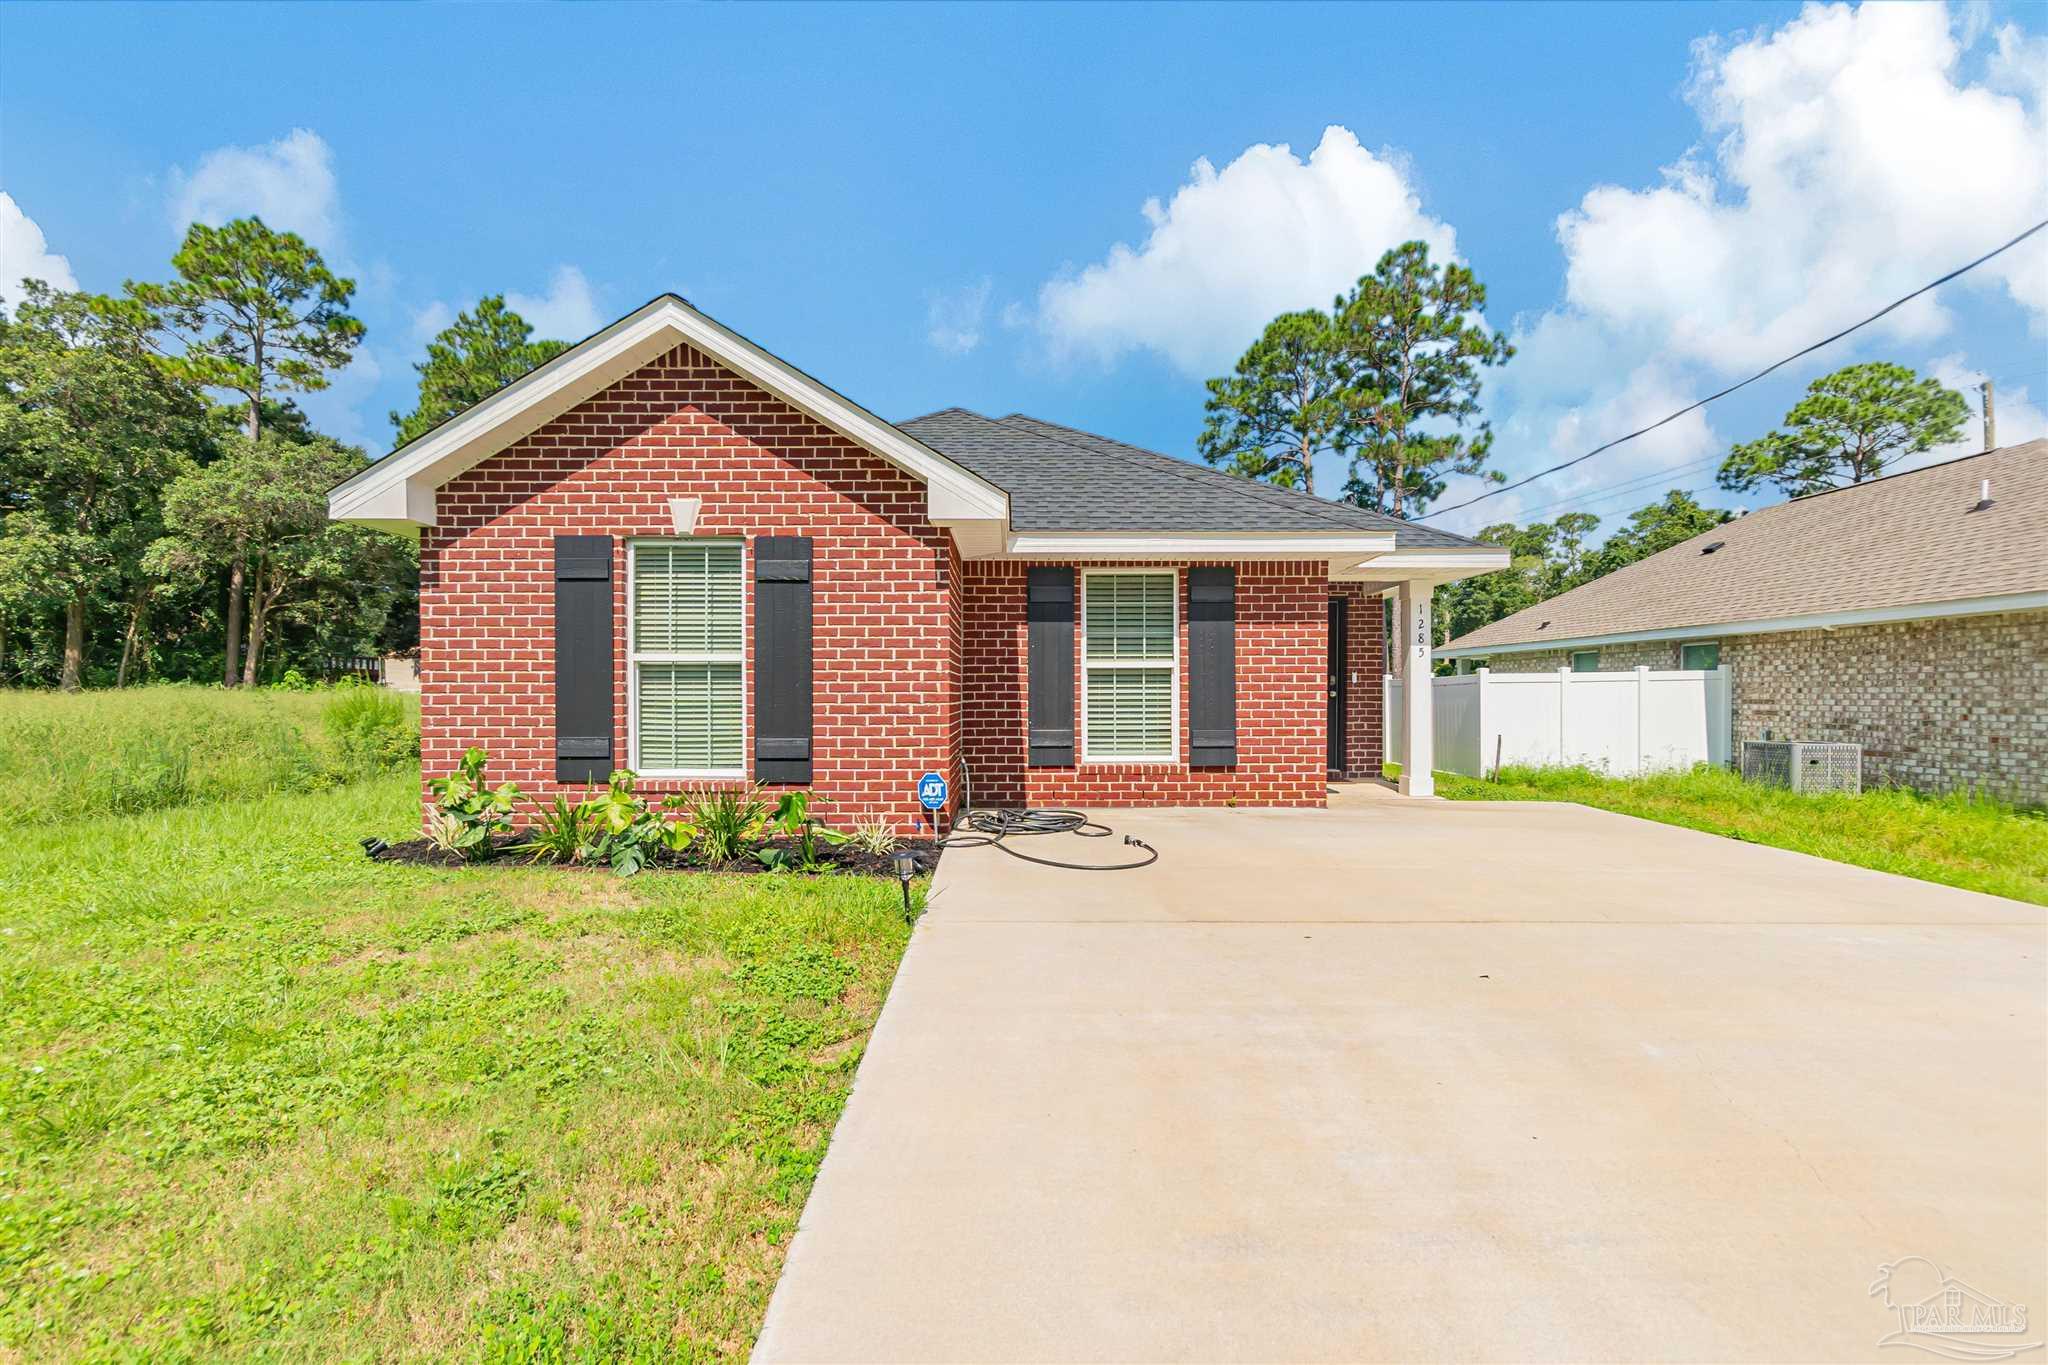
[1472,609,2048,803]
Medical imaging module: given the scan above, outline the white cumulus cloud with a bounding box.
[168,128,343,251]
[1035,126,1459,375]
[1553,1,2046,372]
[507,265,604,341]
[0,193,77,314]
[1437,0,2048,536]
[926,278,993,354]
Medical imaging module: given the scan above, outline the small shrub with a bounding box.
[577,770,694,876]
[677,784,768,865]
[514,792,596,866]
[758,790,847,872]
[322,684,419,772]
[425,747,521,861]
[846,821,899,856]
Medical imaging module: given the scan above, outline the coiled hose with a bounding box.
[934,767,1159,871]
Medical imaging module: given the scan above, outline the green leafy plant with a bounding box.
[680,784,769,865]
[578,770,694,877]
[845,821,900,856]
[424,747,521,861]
[513,792,597,866]
[757,790,849,873]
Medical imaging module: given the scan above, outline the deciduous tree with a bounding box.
[149,433,397,685]
[0,284,202,690]
[1716,362,1968,496]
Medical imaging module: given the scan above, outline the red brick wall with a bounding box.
[419,342,959,833]
[959,561,1328,808]
[1331,583,1387,777]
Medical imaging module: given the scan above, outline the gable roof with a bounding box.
[898,408,1482,548]
[325,295,1495,577]
[327,295,1009,533]
[1440,441,2048,655]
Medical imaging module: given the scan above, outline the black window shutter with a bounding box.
[1188,567,1237,767]
[1027,567,1075,767]
[754,536,813,783]
[554,535,613,783]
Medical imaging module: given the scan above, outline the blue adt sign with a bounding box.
[917,771,949,811]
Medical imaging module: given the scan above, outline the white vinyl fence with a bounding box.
[1386,666,1732,778]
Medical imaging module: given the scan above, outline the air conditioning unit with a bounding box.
[1741,740,1862,795]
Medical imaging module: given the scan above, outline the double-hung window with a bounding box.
[1082,571,1176,762]
[630,540,744,775]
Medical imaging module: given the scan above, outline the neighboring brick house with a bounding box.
[1438,442,2048,805]
[328,296,1503,828]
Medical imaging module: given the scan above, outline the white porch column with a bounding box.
[1396,579,1434,796]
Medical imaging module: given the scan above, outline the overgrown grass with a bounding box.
[0,773,921,1360]
[1396,762,2048,905]
[0,684,417,828]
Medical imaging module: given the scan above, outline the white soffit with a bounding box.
[328,295,1010,533]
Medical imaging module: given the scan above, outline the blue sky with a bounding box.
[4,0,2044,539]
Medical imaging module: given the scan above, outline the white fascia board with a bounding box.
[328,295,1009,531]
[1434,590,2048,658]
[994,530,1397,561]
[1332,548,1511,584]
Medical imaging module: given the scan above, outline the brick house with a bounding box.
[327,296,1505,829]
[1438,442,2048,805]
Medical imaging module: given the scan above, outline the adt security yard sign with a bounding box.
[917,771,949,811]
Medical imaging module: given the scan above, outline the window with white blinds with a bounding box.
[630,541,744,773]
[1081,571,1176,761]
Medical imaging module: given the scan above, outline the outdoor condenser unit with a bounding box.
[1741,740,1863,795]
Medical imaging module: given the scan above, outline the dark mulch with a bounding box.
[365,833,940,878]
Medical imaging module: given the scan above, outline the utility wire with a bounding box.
[1416,217,2048,522]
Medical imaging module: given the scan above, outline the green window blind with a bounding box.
[1083,572,1175,759]
[632,542,744,771]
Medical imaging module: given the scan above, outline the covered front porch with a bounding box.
[1328,571,1460,798]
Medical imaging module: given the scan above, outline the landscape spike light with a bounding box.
[891,848,919,919]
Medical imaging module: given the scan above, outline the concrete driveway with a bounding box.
[755,797,2047,1363]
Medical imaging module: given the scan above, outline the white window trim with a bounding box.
[1079,568,1180,765]
[1677,639,1720,670]
[626,536,749,780]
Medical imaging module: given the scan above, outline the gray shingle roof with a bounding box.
[896,408,1482,547]
[1442,441,2048,652]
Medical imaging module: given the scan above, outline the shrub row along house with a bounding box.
[328,296,1506,830]
[1438,442,2048,805]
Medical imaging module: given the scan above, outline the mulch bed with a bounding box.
[366,834,941,877]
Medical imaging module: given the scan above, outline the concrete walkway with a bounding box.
[755,800,2047,1363]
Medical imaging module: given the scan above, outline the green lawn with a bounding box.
[0,772,919,1361]
[1390,762,2048,905]
[0,684,419,829]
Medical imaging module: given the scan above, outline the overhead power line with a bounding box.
[1416,217,2048,522]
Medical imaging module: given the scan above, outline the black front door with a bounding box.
[1327,597,1348,774]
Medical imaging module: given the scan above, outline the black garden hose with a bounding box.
[935,768,1159,872]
